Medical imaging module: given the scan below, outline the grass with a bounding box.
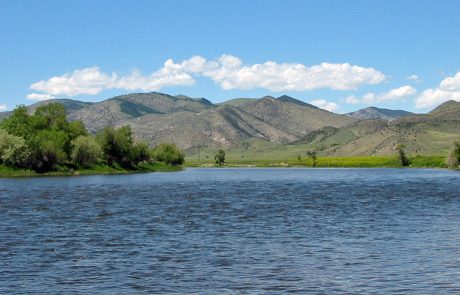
[185,155,448,168]
[0,162,182,178]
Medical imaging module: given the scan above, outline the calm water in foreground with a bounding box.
[1,168,460,294]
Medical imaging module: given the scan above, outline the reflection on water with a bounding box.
[1,168,460,294]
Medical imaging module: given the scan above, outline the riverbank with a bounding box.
[0,162,182,178]
[185,155,448,168]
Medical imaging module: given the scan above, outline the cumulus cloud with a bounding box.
[345,85,416,105]
[0,104,7,111]
[415,72,460,109]
[202,55,386,91]
[26,93,56,101]
[29,55,386,97]
[310,99,339,112]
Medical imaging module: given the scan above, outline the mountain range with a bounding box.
[1,92,459,156]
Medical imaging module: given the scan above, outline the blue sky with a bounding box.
[1,0,460,113]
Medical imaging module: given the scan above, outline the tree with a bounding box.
[71,135,102,167]
[97,125,135,167]
[215,149,225,166]
[152,143,184,165]
[447,141,460,168]
[131,142,151,164]
[396,144,410,166]
[0,129,30,168]
[0,105,33,138]
[306,150,317,167]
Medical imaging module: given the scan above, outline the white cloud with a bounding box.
[406,74,421,83]
[415,72,460,109]
[202,55,385,91]
[29,55,386,97]
[310,99,339,112]
[0,104,7,111]
[26,93,56,101]
[345,85,416,105]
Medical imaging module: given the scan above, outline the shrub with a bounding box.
[447,141,460,168]
[152,143,184,165]
[214,149,225,166]
[131,142,151,164]
[396,144,410,167]
[0,129,31,168]
[71,135,102,167]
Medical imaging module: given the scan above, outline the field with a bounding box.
[185,146,448,168]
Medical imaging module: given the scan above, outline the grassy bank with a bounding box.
[0,162,182,178]
[185,155,448,168]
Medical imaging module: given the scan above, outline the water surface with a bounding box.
[1,168,460,294]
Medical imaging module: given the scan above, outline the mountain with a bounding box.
[313,101,460,156]
[217,98,258,107]
[68,92,214,132]
[124,105,298,150]
[346,107,414,121]
[427,100,460,120]
[238,95,356,136]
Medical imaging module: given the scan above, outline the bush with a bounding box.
[97,126,134,167]
[396,144,410,167]
[214,149,225,166]
[447,141,460,168]
[131,142,151,164]
[71,135,102,167]
[152,143,184,165]
[0,129,31,168]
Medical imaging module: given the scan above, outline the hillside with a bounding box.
[239,95,356,136]
[124,105,298,150]
[346,107,413,121]
[68,92,214,132]
[217,98,258,107]
[308,101,460,156]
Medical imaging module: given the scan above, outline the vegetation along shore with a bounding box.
[0,103,184,177]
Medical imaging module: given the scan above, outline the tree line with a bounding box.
[0,103,184,172]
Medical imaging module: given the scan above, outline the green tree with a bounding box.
[0,129,31,168]
[97,125,135,167]
[396,144,410,166]
[214,149,225,166]
[131,142,151,164]
[0,105,33,138]
[152,143,184,165]
[306,150,317,167]
[31,129,69,171]
[447,141,460,168]
[71,135,102,167]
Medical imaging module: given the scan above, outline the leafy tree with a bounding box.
[131,142,151,164]
[0,129,31,168]
[71,135,102,167]
[31,129,69,171]
[152,143,184,165]
[447,141,460,168]
[0,105,33,138]
[396,144,410,167]
[306,150,317,167]
[214,149,225,166]
[97,126,135,167]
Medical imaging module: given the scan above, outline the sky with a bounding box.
[1,0,460,113]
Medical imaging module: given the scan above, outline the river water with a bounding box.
[1,168,460,294]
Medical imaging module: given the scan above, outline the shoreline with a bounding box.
[0,163,183,178]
